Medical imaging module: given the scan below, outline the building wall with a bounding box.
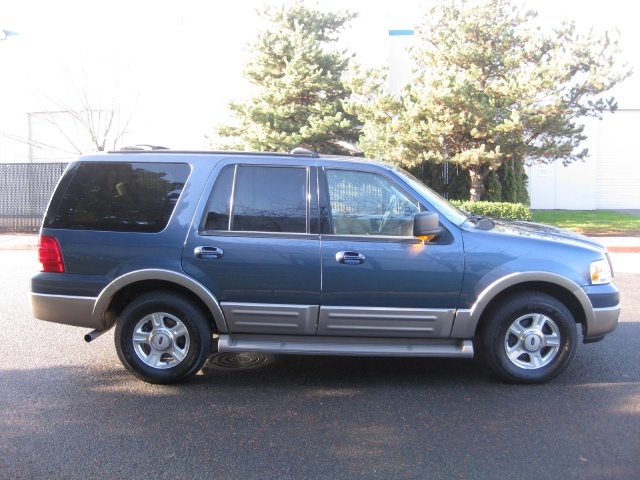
[527,155,598,210]
[527,109,640,210]
[388,29,414,95]
[595,109,640,209]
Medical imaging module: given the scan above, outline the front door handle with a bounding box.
[194,246,224,259]
[336,251,366,265]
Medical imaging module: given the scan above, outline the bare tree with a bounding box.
[24,67,138,161]
[34,96,134,153]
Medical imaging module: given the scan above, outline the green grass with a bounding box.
[531,211,640,236]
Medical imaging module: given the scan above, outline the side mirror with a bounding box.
[413,212,443,242]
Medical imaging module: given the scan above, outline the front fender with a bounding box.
[450,271,594,338]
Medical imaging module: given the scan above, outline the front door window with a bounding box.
[325,169,419,236]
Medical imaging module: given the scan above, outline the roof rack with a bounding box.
[108,148,323,158]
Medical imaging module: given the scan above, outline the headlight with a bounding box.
[590,259,612,284]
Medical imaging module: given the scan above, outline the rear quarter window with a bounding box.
[45,162,190,232]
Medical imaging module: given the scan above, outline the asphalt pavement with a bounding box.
[0,243,639,479]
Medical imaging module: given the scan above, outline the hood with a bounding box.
[489,219,606,251]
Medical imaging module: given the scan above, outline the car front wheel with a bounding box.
[115,292,212,384]
[482,291,577,384]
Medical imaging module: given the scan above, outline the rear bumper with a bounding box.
[30,293,101,329]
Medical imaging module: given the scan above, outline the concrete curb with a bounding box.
[595,237,640,253]
[606,246,640,253]
[0,235,39,251]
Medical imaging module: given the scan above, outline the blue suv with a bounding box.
[30,150,620,384]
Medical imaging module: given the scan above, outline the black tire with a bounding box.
[481,291,577,384]
[115,292,212,384]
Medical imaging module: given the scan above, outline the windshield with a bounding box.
[394,167,468,226]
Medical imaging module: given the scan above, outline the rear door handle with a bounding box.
[194,246,224,259]
[336,251,366,265]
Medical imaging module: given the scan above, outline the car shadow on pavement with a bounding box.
[3,316,639,480]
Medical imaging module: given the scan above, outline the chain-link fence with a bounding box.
[0,163,68,233]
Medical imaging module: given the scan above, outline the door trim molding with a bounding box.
[221,303,319,335]
[318,306,455,338]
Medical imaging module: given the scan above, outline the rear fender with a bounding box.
[92,269,228,332]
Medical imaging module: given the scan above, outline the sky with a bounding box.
[1,0,638,154]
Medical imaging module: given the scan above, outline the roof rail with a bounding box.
[290,147,320,158]
[120,144,170,151]
[107,148,325,158]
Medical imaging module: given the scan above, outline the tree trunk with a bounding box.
[468,165,485,202]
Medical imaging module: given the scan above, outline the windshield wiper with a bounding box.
[466,213,483,223]
[463,213,495,231]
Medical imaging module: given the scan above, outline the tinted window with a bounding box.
[203,165,234,231]
[326,169,419,236]
[203,165,308,233]
[46,162,190,232]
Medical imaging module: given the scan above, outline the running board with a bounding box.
[217,334,474,358]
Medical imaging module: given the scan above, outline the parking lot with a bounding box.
[1,249,638,479]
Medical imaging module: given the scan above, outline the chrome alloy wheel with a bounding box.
[132,312,191,369]
[504,313,561,370]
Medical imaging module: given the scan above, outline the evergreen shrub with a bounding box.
[450,201,531,221]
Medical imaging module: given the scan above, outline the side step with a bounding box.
[217,334,474,358]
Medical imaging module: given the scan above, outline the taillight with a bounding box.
[38,235,65,273]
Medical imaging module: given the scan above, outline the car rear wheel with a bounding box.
[482,291,577,384]
[115,292,212,384]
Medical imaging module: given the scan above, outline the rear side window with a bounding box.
[45,162,190,232]
[202,165,308,233]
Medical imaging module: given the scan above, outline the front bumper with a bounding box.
[583,283,621,342]
[583,305,621,343]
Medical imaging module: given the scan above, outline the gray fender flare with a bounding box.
[91,269,228,332]
[450,271,593,338]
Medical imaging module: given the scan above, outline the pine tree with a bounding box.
[514,160,530,205]
[213,2,360,155]
[346,0,631,201]
[499,160,517,203]
[483,170,503,202]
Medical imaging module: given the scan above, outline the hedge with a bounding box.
[449,201,532,221]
